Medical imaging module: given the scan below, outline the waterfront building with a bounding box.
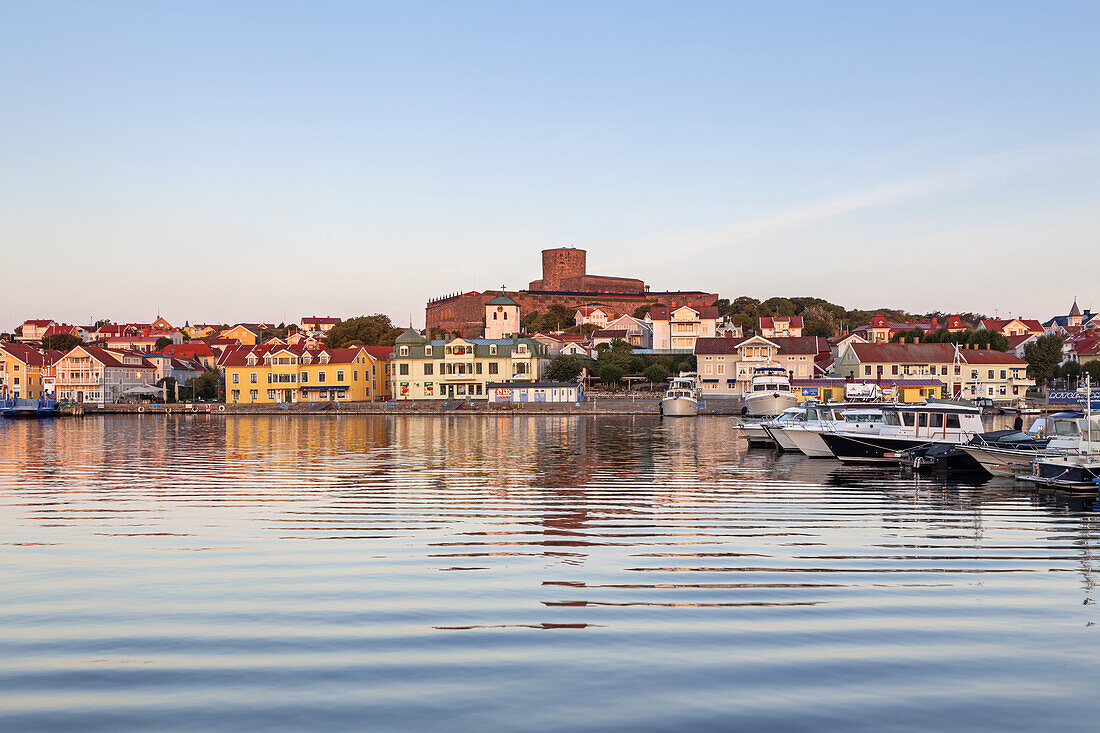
[758,316,803,338]
[834,342,1034,400]
[484,295,521,339]
[391,329,548,400]
[791,378,945,404]
[425,247,718,338]
[145,353,204,391]
[0,343,63,399]
[695,336,823,396]
[222,344,387,404]
[646,305,720,353]
[53,345,157,404]
[486,381,583,403]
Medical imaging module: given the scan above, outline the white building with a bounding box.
[53,345,157,404]
[646,305,720,353]
[484,295,521,339]
[487,381,583,403]
[758,316,803,338]
[695,336,821,395]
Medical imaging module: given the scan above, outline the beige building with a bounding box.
[695,336,822,396]
[646,305,719,353]
[834,342,1034,401]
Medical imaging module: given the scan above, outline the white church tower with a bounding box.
[484,295,521,339]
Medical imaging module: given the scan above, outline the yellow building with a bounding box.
[0,343,62,399]
[792,378,944,405]
[219,324,268,345]
[223,344,388,404]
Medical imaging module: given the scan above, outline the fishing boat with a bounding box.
[1,395,61,419]
[818,402,984,464]
[659,376,699,417]
[743,365,797,417]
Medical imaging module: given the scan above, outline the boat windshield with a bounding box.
[842,410,882,423]
[1052,419,1081,437]
[881,412,902,426]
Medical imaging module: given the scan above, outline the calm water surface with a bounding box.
[3,415,1100,731]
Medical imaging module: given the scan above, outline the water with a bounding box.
[2,415,1100,731]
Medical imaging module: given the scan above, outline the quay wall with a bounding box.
[67,397,747,417]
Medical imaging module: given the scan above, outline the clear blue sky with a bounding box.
[2,1,1098,330]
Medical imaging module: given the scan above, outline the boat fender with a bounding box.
[138,406,145,413]
[164,408,171,414]
[218,405,226,412]
[191,406,197,413]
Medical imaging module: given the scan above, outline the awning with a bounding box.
[121,385,163,395]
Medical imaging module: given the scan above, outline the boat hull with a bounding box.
[744,392,797,417]
[784,427,835,458]
[956,445,1046,477]
[764,425,801,452]
[661,397,698,417]
[735,421,773,445]
[1019,459,1100,490]
[818,433,933,464]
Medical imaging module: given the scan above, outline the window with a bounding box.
[424,364,433,376]
[319,371,326,383]
[336,370,344,382]
[902,412,915,426]
[250,372,257,384]
[918,413,928,428]
[399,364,409,376]
[232,373,240,384]
[231,389,239,401]
[490,345,497,355]
[864,365,871,376]
[267,389,275,399]
[941,365,948,375]
[946,414,961,429]
[399,346,408,356]
[1000,370,1006,380]
[302,372,308,383]
[476,362,482,374]
[891,365,899,375]
[354,371,358,381]
[988,369,995,379]
[503,312,508,320]
[250,389,258,401]
[488,363,498,375]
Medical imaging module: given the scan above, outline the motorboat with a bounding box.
[733,418,774,446]
[743,365,797,417]
[781,404,888,458]
[957,412,1099,477]
[760,407,807,452]
[1019,456,1100,490]
[912,429,1051,475]
[660,376,699,417]
[818,402,984,464]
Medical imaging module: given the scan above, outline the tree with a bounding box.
[1024,334,1063,388]
[633,303,656,320]
[187,369,221,400]
[14,326,22,338]
[42,333,81,352]
[326,315,404,348]
[1080,360,1100,385]
[968,328,1008,352]
[546,355,583,382]
[730,296,761,315]
[599,363,624,390]
[154,337,173,351]
[760,297,797,317]
[521,311,542,333]
[644,363,670,387]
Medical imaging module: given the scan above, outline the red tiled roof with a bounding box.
[759,316,804,330]
[980,318,1044,333]
[961,350,1027,365]
[70,345,155,370]
[23,319,54,328]
[361,346,393,361]
[592,329,627,339]
[848,343,958,363]
[773,336,826,355]
[0,342,64,366]
[648,305,719,321]
[301,316,341,325]
[220,344,377,368]
[1006,334,1037,349]
[41,324,79,338]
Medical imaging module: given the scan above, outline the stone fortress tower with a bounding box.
[529,247,587,292]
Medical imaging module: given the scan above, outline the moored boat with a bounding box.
[1,395,61,419]
[660,376,699,417]
[743,365,797,417]
[818,402,984,464]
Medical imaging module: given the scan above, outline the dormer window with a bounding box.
[320,353,330,364]
[425,345,432,356]
[399,346,409,356]
[247,355,257,366]
[490,345,497,355]
[302,353,312,364]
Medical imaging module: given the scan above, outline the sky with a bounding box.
[1,1,1098,331]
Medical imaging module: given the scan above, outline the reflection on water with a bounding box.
[3,415,1100,731]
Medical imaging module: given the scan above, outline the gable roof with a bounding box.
[0,342,64,366]
[772,336,827,355]
[68,345,155,370]
[486,295,520,307]
[647,305,719,321]
[759,316,804,330]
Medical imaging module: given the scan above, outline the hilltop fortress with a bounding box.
[426,247,717,337]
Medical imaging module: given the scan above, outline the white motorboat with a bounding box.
[760,407,806,451]
[818,402,985,464]
[734,418,774,446]
[744,365,797,417]
[781,404,888,458]
[957,412,1094,477]
[660,376,699,417]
